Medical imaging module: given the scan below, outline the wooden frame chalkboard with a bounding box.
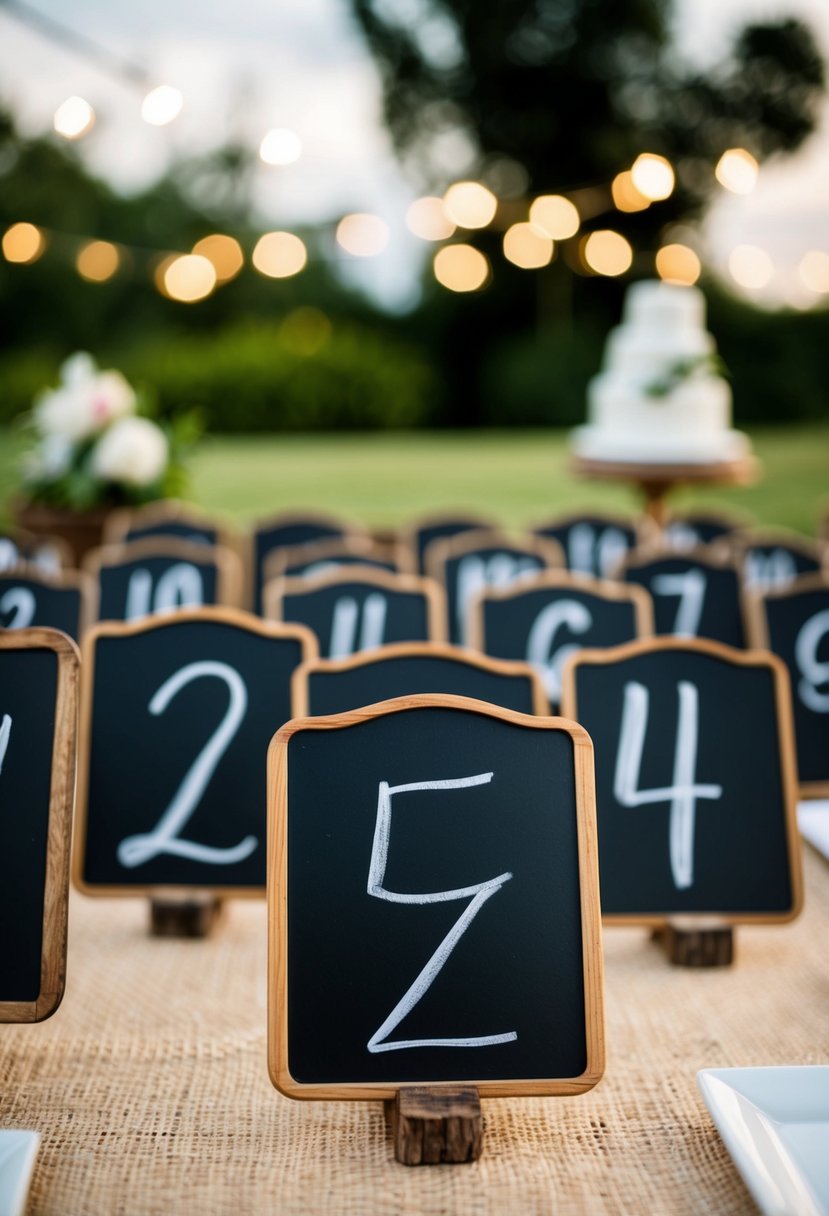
[616,546,747,647]
[745,572,829,798]
[661,507,753,552]
[249,511,369,612]
[264,536,398,583]
[723,529,826,591]
[0,564,98,639]
[74,606,317,898]
[103,499,237,550]
[267,692,605,1099]
[291,640,549,717]
[84,536,245,620]
[561,636,803,926]
[263,566,447,652]
[0,529,73,574]
[395,512,500,575]
[0,628,79,1022]
[531,510,649,579]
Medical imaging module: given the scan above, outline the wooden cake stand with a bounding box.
[570,454,761,526]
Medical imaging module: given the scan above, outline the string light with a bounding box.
[503,223,553,269]
[655,244,701,285]
[582,230,633,276]
[259,128,303,166]
[728,244,773,290]
[141,85,183,126]
[53,95,95,139]
[76,239,119,282]
[798,250,829,294]
[630,153,674,202]
[443,182,497,230]
[192,234,244,282]
[406,197,456,241]
[528,195,579,240]
[433,244,490,291]
[163,254,217,302]
[715,148,758,195]
[611,171,650,213]
[252,231,307,277]
[336,214,389,257]
[2,222,45,264]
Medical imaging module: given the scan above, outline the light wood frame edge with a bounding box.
[560,634,804,927]
[103,500,239,550]
[423,528,566,589]
[394,511,501,575]
[263,535,392,584]
[73,605,318,900]
[0,628,79,1023]
[267,692,605,1100]
[83,536,245,614]
[0,563,99,636]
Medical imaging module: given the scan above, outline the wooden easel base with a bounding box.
[149,894,223,938]
[652,924,734,967]
[386,1086,483,1165]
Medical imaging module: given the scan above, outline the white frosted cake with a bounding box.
[572,281,750,464]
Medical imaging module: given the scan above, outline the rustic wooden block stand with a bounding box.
[652,920,734,968]
[386,1087,483,1165]
[149,894,223,938]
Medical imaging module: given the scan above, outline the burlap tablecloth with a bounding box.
[2,846,827,1216]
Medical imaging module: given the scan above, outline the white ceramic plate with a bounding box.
[0,1131,40,1216]
[697,1067,829,1216]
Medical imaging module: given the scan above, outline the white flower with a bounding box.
[24,433,75,481]
[33,354,136,441]
[91,416,169,486]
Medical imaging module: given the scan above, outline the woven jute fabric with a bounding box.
[2,848,827,1216]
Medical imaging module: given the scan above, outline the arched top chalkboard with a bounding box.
[531,511,648,579]
[84,537,244,622]
[291,640,549,717]
[0,627,79,1022]
[0,564,97,639]
[103,499,237,549]
[267,691,604,1099]
[661,507,753,552]
[264,536,398,583]
[561,636,802,924]
[0,529,72,574]
[722,529,826,593]
[616,546,746,646]
[263,566,447,651]
[395,511,500,575]
[249,511,369,612]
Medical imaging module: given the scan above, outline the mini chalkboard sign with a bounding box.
[425,530,564,646]
[0,566,96,640]
[0,628,79,1022]
[746,573,829,798]
[267,693,605,1104]
[618,548,746,647]
[0,530,72,575]
[396,512,499,575]
[85,537,244,622]
[467,571,652,710]
[662,508,752,552]
[532,512,644,579]
[264,536,398,583]
[726,530,825,593]
[103,499,234,549]
[252,512,368,613]
[75,607,317,899]
[292,641,548,717]
[264,567,446,658]
[561,638,802,936]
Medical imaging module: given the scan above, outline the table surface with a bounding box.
[2,844,827,1216]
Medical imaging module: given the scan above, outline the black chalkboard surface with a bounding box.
[252,513,364,613]
[0,628,78,1022]
[268,693,604,1098]
[76,607,316,894]
[0,530,71,574]
[397,513,498,575]
[426,530,563,645]
[264,537,397,583]
[265,568,445,657]
[533,513,641,579]
[0,568,96,640]
[561,638,802,922]
[104,500,230,548]
[468,571,651,709]
[729,531,824,593]
[85,538,243,622]
[292,642,548,717]
[619,549,746,647]
[746,574,829,796]
[663,509,750,552]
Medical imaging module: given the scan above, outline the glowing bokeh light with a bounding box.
[611,171,650,213]
[53,95,95,139]
[443,181,498,229]
[141,85,183,126]
[259,128,303,166]
[655,243,701,285]
[192,234,244,282]
[798,250,829,294]
[252,231,307,277]
[163,254,217,302]
[728,244,773,290]
[528,195,579,240]
[406,197,456,241]
[2,222,45,264]
[76,240,119,282]
[433,244,490,292]
[630,153,675,202]
[715,148,759,195]
[503,223,553,269]
[583,230,633,277]
[336,213,390,257]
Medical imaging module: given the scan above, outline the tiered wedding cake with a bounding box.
[572,281,750,464]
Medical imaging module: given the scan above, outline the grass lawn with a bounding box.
[2,424,827,535]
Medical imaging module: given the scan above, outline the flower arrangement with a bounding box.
[19,353,201,511]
